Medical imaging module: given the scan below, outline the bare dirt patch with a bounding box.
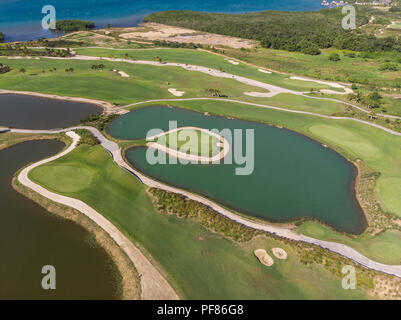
[118,23,256,49]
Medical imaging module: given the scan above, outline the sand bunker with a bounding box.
[225,59,239,65]
[113,69,130,78]
[244,91,273,98]
[254,249,274,267]
[272,248,288,260]
[168,88,185,97]
[118,71,129,78]
[258,69,272,74]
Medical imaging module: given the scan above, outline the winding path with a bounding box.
[17,130,179,301]
[8,126,401,279]
[121,97,401,137]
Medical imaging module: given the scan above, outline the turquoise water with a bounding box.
[0,0,324,41]
[107,106,367,234]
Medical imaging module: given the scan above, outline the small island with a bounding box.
[55,19,95,32]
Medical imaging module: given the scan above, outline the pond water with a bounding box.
[0,140,119,299]
[107,105,367,234]
[0,94,102,130]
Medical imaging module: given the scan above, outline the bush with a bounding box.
[0,63,10,74]
[389,6,401,12]
[328,53,341,61]
[74,129,99,146]
[55,20,95,32]
[379,62,398,71]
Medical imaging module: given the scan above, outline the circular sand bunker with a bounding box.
[272,248,288,260]
[254,249,274,267]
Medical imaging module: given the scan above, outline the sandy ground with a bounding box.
[168,88,185,97]
[225,59,239,65]
[272,248,288,260]
[244,91,274,98]
[17,131,179,300]
[254,249,274,267]
[118,71,130,78]
[290,76,353,95]
[118,23,256,49]
[258,69,272,74]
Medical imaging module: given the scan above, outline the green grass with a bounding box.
[389,21,401,29]
[159,128,221,157]
[126,99,401,261]
[0,57,261,105]
[29,143,368,299]
[298,222,401,265]
[74,47,340,92]
[0,57,347,115]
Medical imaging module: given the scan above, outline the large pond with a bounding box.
[108,106,367,234]
[0,140,119,299]
[0,94,102,129]
[0,94,118,299]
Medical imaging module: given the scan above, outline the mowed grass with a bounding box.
[0,57,346,115]
[298,222,401,265]
[160,129,221,157]
[29,144,368,299]
[74,47,339,92]
[0,57,261,105]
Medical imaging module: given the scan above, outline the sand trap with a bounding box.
[244,91,273,98]
[290,76,344,89]
[112,69,130,78]
[320,88,353,95]
[254,249,274,267]
[272,248,288,260]
[118,71,129,78]
[225,59,239,65]
[168,88,185,97]
[258,69,272,74]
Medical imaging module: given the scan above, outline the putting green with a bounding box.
[160,129,222,157]
[29,165,94,193]
[308,124,380,160]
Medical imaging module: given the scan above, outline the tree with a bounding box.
[328,53,341,61]
[153,56,163,63]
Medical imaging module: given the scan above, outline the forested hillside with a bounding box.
[144,8,401,54]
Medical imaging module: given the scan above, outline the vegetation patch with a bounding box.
[148,187,262,242]
[75,129,100,146]
[55,20,95,32]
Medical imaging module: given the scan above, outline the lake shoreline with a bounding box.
[114,104,368,235]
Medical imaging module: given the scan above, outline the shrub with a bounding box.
[328,53,341,61]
